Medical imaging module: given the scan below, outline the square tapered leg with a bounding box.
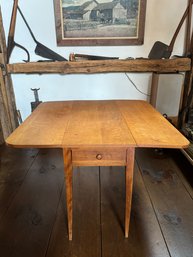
[125,147,135,238]
[63,148,73,240]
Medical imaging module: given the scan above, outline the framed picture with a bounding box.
[53,0,147,46]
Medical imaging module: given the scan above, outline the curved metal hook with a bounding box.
[14,42,30,62]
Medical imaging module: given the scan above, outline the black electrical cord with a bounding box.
[125,73,150,97]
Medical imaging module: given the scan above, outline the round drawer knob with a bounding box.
[96,154,102,160]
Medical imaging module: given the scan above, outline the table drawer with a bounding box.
[72,148,127,166]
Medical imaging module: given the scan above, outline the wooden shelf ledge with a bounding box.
[6,58,191,74]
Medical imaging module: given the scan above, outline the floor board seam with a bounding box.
[135,157,172,257]
[173,169,193,200]
[0,148,39,222]
[44,180,65,257]
[170,156,193,200]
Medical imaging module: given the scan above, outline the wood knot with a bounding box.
[163,213,182,225]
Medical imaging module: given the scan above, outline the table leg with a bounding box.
[63,148,73,240]
[125,147,135,238]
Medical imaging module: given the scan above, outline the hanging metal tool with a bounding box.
[7,0,30,63]
[17,6,67,62]
[31,88,42,112]
[149,1,193,59]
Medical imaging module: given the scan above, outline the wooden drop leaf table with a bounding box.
[6,100,189,240]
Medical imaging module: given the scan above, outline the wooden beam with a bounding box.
[0,7,18,143]
[150,73,159,107]
[7,58,191,74]
[0,68,12,139]
[0,122,4,144]
[0,53,3,64]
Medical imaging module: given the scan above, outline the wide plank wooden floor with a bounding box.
[0,145,193,257]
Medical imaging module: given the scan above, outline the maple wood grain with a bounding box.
[125,148,135,238]
[62,101,136,148]
[116,100,189,148]
[63,148,73,240]
[6,101,73,148]
[6,100,189,149]
[72,148,127,166]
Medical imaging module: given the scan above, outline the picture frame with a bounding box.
[53,0,147,46]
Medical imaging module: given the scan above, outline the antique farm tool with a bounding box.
[31,88,42,112]
[17,6,67,61]
[184,0,192,56]
[69,53,119,61]
[7,0,30,63]
[149,1,193,59]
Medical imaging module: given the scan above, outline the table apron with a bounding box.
[71,147,128,166]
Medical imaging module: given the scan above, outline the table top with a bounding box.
[6,100,189,149]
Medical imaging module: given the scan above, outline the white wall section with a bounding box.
[0,0,188,119]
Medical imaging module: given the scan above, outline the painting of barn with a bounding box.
[54,0,146,45]
[63,1,98,20]
[90,2,127,23]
